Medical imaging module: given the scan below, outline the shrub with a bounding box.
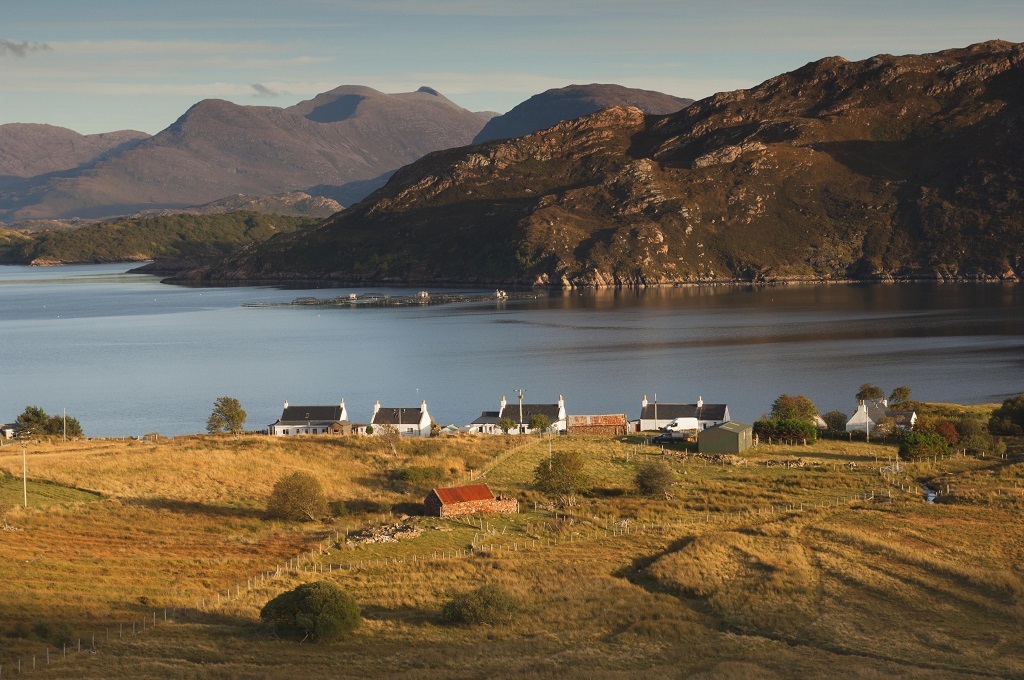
[898,432,951,460]
[441,584,520,626]
[533,450,590,496]
[260,581,360,642]
[957,417,1000,455]
[635,459,675,496]
[934,421,960,445]
[770,394,818,423]
[822,410,848,433]
[989,393,1024,436]
[753,417,817,443]
[386,465,447,493]
[267,472,328,521]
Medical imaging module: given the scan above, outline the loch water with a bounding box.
[1,264,1022,437]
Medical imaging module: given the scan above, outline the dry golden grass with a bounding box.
[1,433,1022,678]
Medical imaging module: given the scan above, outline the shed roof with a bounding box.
[707,421,752,434]
[432,484,495,505]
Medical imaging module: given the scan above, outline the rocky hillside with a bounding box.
[473,84,692,143]
[185,41,1024,286]
[0,86,491,222]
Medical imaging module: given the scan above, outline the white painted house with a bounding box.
[269,400,351,436]
[846,400,917,434]
[467,395,567,435]
[638,395,729,431]
[371,400,432,437]
[0,423,17,440]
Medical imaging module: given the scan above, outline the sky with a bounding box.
[2,0,1023,135]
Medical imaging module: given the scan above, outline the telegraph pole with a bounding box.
[516,388,525,434]
[22,444,28,509]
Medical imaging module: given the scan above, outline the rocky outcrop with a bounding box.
[189,41,1024,287]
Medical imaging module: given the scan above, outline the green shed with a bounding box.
[698,421,753,455]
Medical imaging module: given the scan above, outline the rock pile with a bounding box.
[347,523,421,545]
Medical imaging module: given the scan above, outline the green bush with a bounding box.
[635,459,675,496]
[898,432,951,460]
[386,465,447,493]
[533,450,590,496]
[989,393,1024,436]
[441,584,520,626]
[267,472,328,521]
[260,581,360,642]
[753,417,817,443]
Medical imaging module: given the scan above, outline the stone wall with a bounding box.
[432,497,519,517]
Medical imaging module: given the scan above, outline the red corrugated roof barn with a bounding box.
[424,484,518,517]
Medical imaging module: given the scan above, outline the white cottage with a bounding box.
[467,395,567,435]
[371,400,432,437]
[637,395,730,431]
[269,400,351,436]
[846,399,917,434]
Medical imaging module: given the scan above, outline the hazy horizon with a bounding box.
[2,1,1024,135]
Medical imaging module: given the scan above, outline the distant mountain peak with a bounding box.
[417,86,441,96]
[473,83,693,143]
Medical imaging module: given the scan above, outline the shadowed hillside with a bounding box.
[187,41,1024,287]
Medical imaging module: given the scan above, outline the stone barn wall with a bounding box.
[567,414,628,436]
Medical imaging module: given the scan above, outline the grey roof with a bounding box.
[864,403,916,425]
[498,403,561,425]
[640,403,728,421]
[471,411,501,425]
[705,421,751,434]
[372,407,424,425]
[278,405,344,423]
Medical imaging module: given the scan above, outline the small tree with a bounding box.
[889,386,912,407]
[497,417,517,435]
[856,384,885,402]
[822,410,848,433]
[529,414,551,433]
[16,406,49,437]
[635,459,675,496]
[533,449,589,497]
[899,432,950,461]
[989,393,1024,436]
[267,472,328,521]
[440,584,520,626]
[874,416,897,437]
[770,394,818,424]
[374,422,401,455]
[260,581,360,642]
[207,396,246,435]
[934,421,960,445]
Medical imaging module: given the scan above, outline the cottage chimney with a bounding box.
[881,397,888,407]
[558,394,566,420]
[373,400,380,415]
[421,399,427,412]
[642,395,648,409]
[697,395,703,409]
[284,400,289,409]
[500,395,507,411]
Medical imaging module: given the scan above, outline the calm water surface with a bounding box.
[1,264,1022,437]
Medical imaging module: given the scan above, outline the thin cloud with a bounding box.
[251,83,281,97]
[0,40,52,57]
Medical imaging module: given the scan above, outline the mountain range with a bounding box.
[0,83,692,224]
[182,41,1024,286]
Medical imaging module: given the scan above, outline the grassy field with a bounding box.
[0,432,1022,678]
